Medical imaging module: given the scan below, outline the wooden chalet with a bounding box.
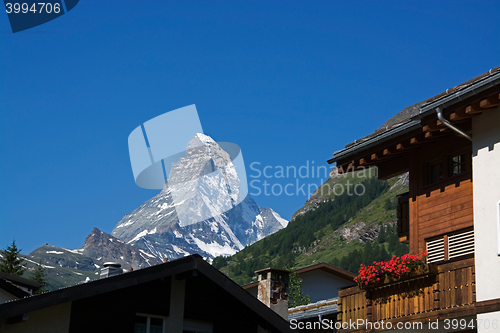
[328,67,500,333]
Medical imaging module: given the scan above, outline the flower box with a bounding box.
[354,252,432,290]
[360,264,438,289]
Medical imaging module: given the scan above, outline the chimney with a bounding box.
[100,262,122,279]
[255,268,290,320]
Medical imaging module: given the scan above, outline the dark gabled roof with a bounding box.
[0,272,40,290]
[295,262,355,281]
[0,254,295,333]
[0,279,29,298]
[0,272,39,298]
[328,66,500,165]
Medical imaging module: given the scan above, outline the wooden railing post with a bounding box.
[337,297,343,323]
[433,279,440,310]
[365,291,372,323]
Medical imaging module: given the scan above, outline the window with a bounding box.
[134,316,212,333]
[426,229,474,263]
[426,160,443,185]
[426,237,445,263]
[425,149,472,185]
[448,230,474,259]
[449,150,472,177]
[135,315,166,333]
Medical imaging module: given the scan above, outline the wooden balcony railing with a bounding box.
[337,258,475,326]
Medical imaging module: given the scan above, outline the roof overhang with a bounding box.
[327,67,500,167]
[327,120,421,165]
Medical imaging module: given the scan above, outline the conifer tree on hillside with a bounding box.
[0,240,26,276]
[288,272,311,308]
[31,259,49,294]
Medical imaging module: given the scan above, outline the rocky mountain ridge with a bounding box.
[22,227,162,290]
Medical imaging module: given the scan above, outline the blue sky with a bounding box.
[1,1,499,253]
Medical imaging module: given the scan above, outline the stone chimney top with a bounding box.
[100,262,122,279]
[256,268,290,320]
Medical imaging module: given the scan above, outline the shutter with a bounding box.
[448,230,475,259]
[427,238,445,263]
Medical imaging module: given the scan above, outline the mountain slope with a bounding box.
[214,170,409,285]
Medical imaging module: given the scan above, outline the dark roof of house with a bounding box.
[0,272,39,298]
[0,254,295,333]
[242,262,355,290]
[328,66,500,164]
[0,272,40,290]
[295,262,355,281]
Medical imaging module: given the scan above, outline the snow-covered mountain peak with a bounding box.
[112,133,288,259]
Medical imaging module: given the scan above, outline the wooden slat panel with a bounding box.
[467,266,473,304]
[419,195,473,219]
[419,214,474,238]
[450,269,456,308]
[345,294,351,322]
[419,278,424,313]
[443,270,450,308]
[417,181,472,211]
[433,280,440,310]
[419,201,473,224]
[390,289,396,318]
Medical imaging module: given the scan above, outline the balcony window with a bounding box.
[426,229,474,263]
[448,230,475,259]
[426,237,445,263]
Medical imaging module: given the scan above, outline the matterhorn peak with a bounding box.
[112,132,289,260]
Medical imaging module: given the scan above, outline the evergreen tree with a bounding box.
[0,240,26,276]
[288,272,311,308]
[377,225,386,243]
[31,259,49,294]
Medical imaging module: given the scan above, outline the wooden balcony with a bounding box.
[337,258,475,331]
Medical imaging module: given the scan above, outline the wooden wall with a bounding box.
[408,136,473,255]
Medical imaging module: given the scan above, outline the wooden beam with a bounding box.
[425,131,450,139]
[336,164,347,174]
[449,107,473,121]
[465,101,482,115]
[383,147,396,156]
[409,133,433,146]
[479,94,500,109]
[371,153,380,161]
[422,120,440,132]
[359,158,369,166]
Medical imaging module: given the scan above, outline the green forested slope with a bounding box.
[214,170,409,285]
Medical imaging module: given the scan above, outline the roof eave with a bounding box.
[327,120,421,165]
[416,70,500,119]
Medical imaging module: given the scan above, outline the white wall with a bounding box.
[300,270,354,303]
[472,107,500,333]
